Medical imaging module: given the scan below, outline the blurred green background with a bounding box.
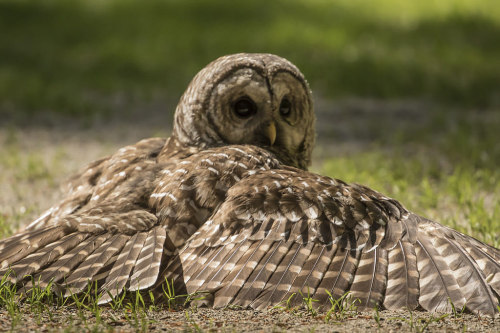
[1,0,499,119]
[0,0,499,244]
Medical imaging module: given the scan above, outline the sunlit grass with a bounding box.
[320,108,500,246]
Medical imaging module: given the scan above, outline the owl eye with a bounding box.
[279,97,292,117]
[233,97,257,118]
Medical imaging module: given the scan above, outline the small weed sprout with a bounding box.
[161,277,206,311]
[162,278,179,310]
[373,305,382,328]
[395,310,449,333]
[299,288,319,317]
[324,291,359,322]
[0,270,21,329]
[449,298,467,318]
[272,292,297,312]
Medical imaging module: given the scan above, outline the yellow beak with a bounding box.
[266,122,277,146]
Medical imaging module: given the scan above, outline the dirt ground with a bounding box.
[1,306,500,332]
[1,99,499,332]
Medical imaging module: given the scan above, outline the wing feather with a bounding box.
[415,234,466,312]
[129,226,167,291]
[0,226,68,267]
[316,247,362,310]
[286,244,335,305]
[349,247,388,310]
[98,232,148,304]
[212,238,272,308]
[201,241,249,289]
[433,235,499,314]
[383,240,419,310]
[64,233,130,296]
[251,241,315,310]
[453,233,500,296]
[29,233,110,289]
[2,232,88,283]
[187,243,238,290]
[233,240,293,307]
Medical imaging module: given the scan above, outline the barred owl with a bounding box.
[1,54,499,314]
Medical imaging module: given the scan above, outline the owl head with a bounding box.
[172,53,315,170]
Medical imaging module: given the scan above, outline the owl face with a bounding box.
[173,54,315,170]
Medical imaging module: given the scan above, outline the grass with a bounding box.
[2,276,484,332]
[319,106,500,246]
[0,274,197,332]
[1,0,500,121]
[0,0,499,331]
[324,291,359,323]
[389,311,450,333]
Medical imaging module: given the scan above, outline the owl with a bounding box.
[0,54,499,314]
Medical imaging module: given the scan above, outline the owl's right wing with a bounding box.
[0,211,176,304]
[159,168,500,314]
[0,145,281,304]
[25,137,167,231]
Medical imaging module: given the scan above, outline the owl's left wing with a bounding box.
[160,168,500,314]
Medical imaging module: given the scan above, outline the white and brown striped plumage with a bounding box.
[1,54,499,314]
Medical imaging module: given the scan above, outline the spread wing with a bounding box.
[0,213,175,304]
[25,137,167,231]
[160,168,500,314]
[0,137,171,300]
[0,145,282,303]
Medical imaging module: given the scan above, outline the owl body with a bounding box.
[1,54,499,314]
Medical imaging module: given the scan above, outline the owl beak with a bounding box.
[265,122,277,146]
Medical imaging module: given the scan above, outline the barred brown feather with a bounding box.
[383,240,419,310]
[129,227,167,291]
[251,241,315,310]
[29,233,109,289]
[98,232,148,304]
[0,226,68,267]
[349,247,388,310]
[64,233,130,296]
[2,232,88,283]
[415,234,466,312]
